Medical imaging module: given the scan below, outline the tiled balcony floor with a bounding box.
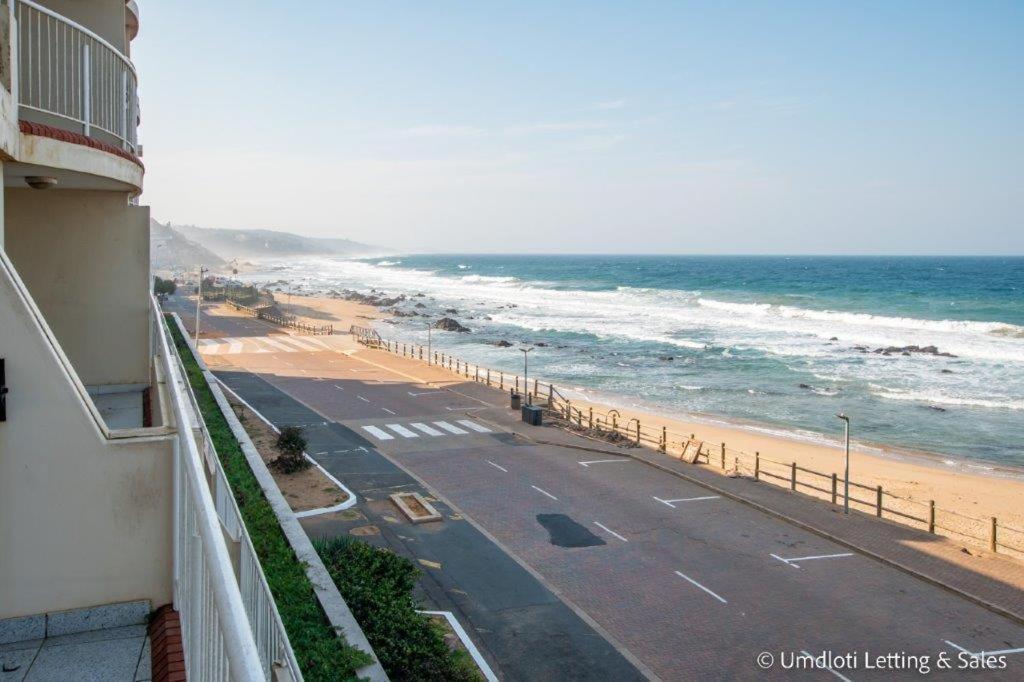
[0,625,150,682]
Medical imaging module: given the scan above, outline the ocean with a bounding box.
[245,255,1024,471]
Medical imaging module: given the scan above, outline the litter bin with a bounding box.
[510,392,522,410]
[522,404,544,426]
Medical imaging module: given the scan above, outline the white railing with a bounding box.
[157,303,304,680]
[13,0,139,152]
[152,299,273,681]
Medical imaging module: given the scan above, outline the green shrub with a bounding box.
[315,537,483,682]
[273,425,311,473]
[166,316,371,681]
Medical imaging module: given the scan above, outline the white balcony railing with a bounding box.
[13,0,139,152]
[153,300,302,680]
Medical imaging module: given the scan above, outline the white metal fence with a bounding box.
[154,300,301,680]
[14,0,139,152]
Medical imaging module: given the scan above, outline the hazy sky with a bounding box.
[134,1,1023,255]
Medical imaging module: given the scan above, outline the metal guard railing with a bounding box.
[14,0,139,152]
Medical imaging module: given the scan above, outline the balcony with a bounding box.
[13,0,139,155]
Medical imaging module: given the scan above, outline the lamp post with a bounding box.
[836,413,851,515]
[520,346,534,404]
[426,322,432,365]
[194,265,207,343]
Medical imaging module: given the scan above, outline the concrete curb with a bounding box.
[531,435,1024,627]
[170,313,389,680]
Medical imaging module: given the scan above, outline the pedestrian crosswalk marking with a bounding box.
[410,422,444,436]
[457,420,492,433]
[196,335,333,355]
[261,337,296,352]
[361,425,394,440]
[433,421,468,435]
[386,424,420,438]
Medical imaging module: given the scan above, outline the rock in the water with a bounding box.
[444,308,459,314]
[433,317,470,333]
[658,356,674,361]
[493,339,513,347]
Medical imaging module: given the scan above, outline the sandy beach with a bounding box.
[243,293,1024,555]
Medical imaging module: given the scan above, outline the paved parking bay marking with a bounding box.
[409,390,444,396]
[447,406,488,411]
[579,459,630,467]
[944,640,1024,658]
[334,385,345,391]
[594,521,628,542]
[457,420,492,433]
[410,422,445,436]
[799,651,852,681]
[382,407,396,415]
[361,425,394,440]
[486,460,508,473]
[386,424,420,438]
[653,495,720,508]
[531,485,558,501]
[674,571,727,604]
[434,421,469,435]
[770,552,854,569]
[357,395,370,403]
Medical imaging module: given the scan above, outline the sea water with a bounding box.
[245,255,1024,471]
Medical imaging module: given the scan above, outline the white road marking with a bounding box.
[457,420,492,433]
[381,407,396,415]
[198,338,216,347]
[408,390,444,396]
[770,552,854,569]
[357,395,370,403]
[674,571,727,604]
[486,460,508,473]
[594,521,628,542]
[434,421,468,435]
[361,425,394,440]
[410,422,445,436]
[261,337,296,352]
[653,495,720,508]
[281,336,320,351]
[446,405,488,411]
[334,385,345,391]
[418,611,498,682]
[303,337,331,349]
[579,459,629,467]
[226,339,243,354]
[386,424,420,438]
[943,640,1024,658]
[800,651,853,682]
[531,485,558,501]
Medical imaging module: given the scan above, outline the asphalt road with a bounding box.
[168,297,1024,680]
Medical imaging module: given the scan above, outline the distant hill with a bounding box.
[150,220,225,272]
[172,224,384,259]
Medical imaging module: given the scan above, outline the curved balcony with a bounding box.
[14,0,139,154]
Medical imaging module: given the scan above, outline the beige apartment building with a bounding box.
[0,2,303,679]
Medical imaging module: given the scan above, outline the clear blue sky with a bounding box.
[134,1,1023,254]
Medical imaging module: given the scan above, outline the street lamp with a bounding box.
[836,413,851,515]
[194,265,207,343]
[426,322,432,365]
[520,346,534,404]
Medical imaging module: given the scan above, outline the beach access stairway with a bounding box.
[352,330,1024,625]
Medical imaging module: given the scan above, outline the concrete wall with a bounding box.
[4,188,150,387]
[0,248,173,619]
[39,0,128,53]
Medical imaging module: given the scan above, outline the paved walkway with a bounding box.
[0,626,150,682]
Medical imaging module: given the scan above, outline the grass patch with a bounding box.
[315,537,483,682]
[166,316,372,681]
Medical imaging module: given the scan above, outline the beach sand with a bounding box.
[249,293,1024,554]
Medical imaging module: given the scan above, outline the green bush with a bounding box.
[153,276,177,295]
[165,316,371,680]
[273,425,311,473]
[315,537,482,682]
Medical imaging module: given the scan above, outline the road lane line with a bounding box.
[579,459,629,467]
[654,495,720,508]
[771,552,854,568]
[361,425,394,440]
[433,420,468,435]
[334,385,345,391]
[531,485,558,501]
[386,424,420,438]
[410,422,444,436]
[357,395,370,402]
[671,569,729,602]
[594,521,628,542]
[456,419,492,433]
[486,460,508,473]
[381,407,396,415]
[408,390,444,396]
[799,651,852,681]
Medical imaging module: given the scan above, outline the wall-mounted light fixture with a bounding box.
[25,176,58,190]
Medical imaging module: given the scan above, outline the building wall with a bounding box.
[0,247,173,619]
[4,188,150,387]
[38,0,127,53]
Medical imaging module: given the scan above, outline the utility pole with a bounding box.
[195,265,207,343]
[520,346,534,404]
[836,413,851,515]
